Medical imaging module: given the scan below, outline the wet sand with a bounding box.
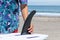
[19,16,60,40]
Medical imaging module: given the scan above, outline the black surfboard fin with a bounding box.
[21,10,36,35]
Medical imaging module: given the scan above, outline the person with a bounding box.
[0,0,33,34]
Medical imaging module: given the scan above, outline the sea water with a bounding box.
[28,5,60,13]
[19,5,60,16]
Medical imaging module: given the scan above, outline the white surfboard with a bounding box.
[0,33,48,40]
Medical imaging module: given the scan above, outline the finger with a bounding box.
[28,25,33,30]
[28,27,33,33]
[28,29,33,33]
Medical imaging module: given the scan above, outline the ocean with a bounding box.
[28,5,60,13]
[20,5,60,16]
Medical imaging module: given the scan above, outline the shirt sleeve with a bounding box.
[19,0,27,4]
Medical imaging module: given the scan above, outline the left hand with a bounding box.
[28,24,33,33]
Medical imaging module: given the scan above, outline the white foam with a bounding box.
[35,12,60,16]
[19,12,60,16]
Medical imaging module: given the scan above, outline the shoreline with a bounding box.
[34,12,60,16]
[19,12,60,16]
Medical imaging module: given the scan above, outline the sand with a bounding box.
[18,16,60,40]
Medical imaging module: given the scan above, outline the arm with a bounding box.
[20,0,33,33]
[20,4,28,21]
[20,4,33,33]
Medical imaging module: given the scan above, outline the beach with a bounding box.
[18,13,60,40]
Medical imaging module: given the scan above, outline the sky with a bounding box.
[28,0,60,5]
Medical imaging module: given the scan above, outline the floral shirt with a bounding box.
[0,0,27,34]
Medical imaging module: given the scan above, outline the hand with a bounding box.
[28,24,33,33]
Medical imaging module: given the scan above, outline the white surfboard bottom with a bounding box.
[0,33,48,40]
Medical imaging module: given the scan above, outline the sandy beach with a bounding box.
[18,14,60,40]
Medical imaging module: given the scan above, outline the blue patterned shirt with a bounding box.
[0,0,27,34]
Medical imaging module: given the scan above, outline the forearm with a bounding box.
[20,4,28,21]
